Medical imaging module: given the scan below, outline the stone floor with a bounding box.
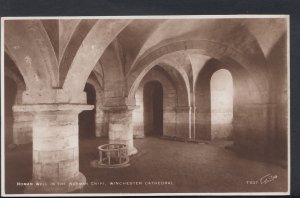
[5,137,288,194]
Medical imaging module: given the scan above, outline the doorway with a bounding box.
[143,81,163,136]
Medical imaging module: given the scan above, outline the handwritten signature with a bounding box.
[246,174,278,185]
[260,174,278,184]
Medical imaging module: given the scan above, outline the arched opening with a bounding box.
[132,64,189,139]
[210,69,233,140]
[79,83,96,139]
[143,81,163,137]
[5,76,17,146]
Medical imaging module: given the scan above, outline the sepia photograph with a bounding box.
[1,15,289,196]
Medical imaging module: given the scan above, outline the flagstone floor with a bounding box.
[5,137,288,194]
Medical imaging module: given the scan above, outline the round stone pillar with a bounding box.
[13,104,94,193]
[102,106,138,155]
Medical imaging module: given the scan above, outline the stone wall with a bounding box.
[13,112,33,145]
[132,67,179,138]
[175,106,190,138]
[13,90,34,145]
[5,75,33,146]
[266,33,288,160]
[232,104,272,156]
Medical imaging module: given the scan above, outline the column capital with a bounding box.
[22,89,87,104]
[13,104,94,114]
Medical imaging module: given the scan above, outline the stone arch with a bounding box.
[5,52,26,93]
[158,61,191,107]
[127,58,191,106]
[59,19,98,86]
[132,66,177,138]
[5,20,59,89]
[194,58,262,139]
[98,40,128,107]
[127,40,270,103]
[62,20,132,93]
[194,58,271,157]
[132,65,190,139]
[5,69,26,106]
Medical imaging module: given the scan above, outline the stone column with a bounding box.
[102,106,138,155]
[13,104,93,193]
[132,88,145,138]
[192,106,196,139]
[175,106,191,139]
[132,104,145,138]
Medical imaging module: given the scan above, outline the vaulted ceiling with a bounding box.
[4,18,287,98]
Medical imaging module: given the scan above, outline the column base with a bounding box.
[129,146,138,155]
[24,172,86,194]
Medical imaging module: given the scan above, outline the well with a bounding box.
[97,144,130,168]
